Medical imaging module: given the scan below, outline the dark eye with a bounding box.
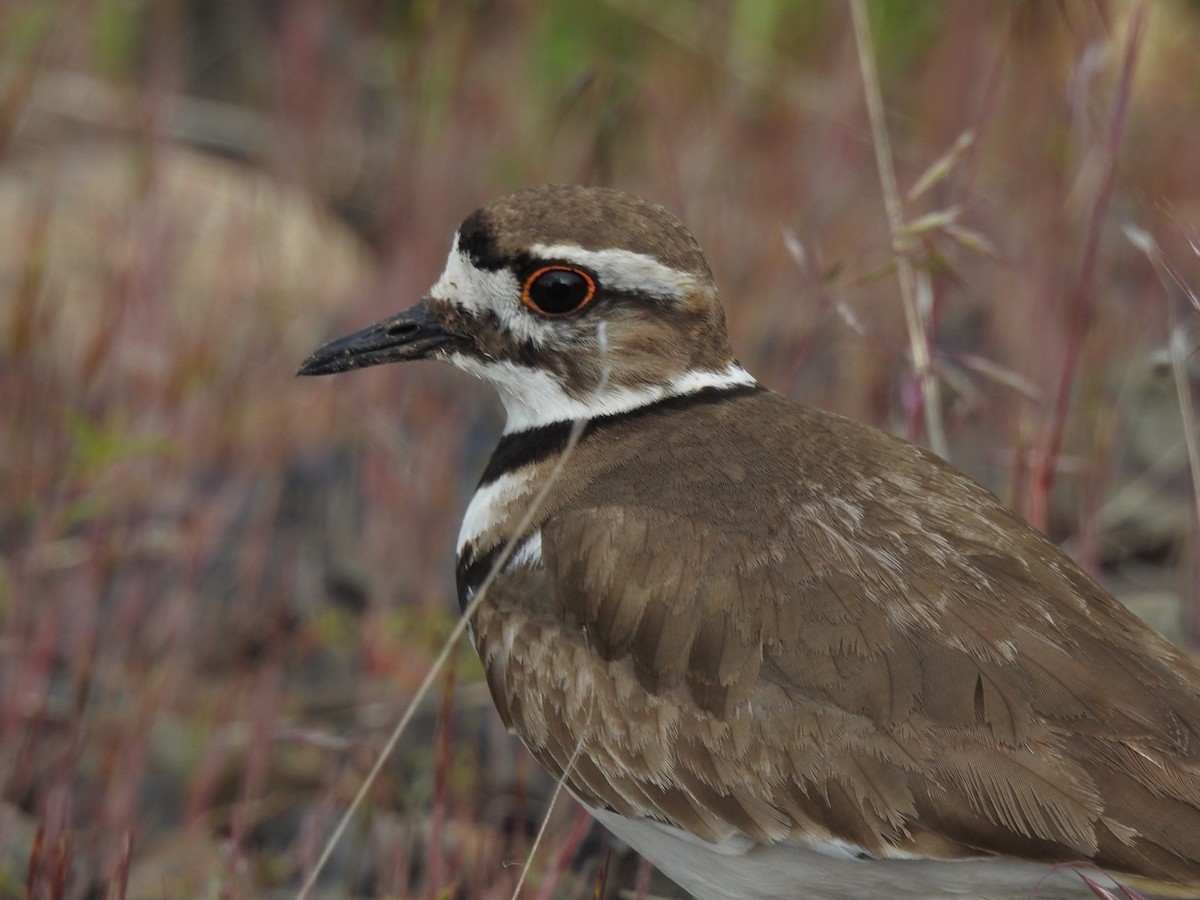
[522,266,596,316]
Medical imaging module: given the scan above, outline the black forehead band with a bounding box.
[456,211,508,271]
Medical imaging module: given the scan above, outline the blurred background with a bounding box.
[3,1,1200,897]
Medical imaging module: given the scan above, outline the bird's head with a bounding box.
[298,184,753,432]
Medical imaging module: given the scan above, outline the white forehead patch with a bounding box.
[427,238,555,347]
[530,243,698,300]
[428,235,518,313]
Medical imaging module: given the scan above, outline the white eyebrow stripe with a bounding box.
[529,243,697,300]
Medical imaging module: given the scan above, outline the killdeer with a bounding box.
[299,184,1200,899]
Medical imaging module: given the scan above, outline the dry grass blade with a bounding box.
[295,423,590,898]
[954,352,1043,402]
[898,206,963,237]
[1028,1,1147,528]
[1075,868,1146,900]
[510,739,583,900]
[528,795,595,900]
[849,0,948,457]
[10,4,1200,896]
[942,221,998,258]
[1124,221,1200,647]
[297,328,615,899]
[1030,862,1147,900]
[908,131,976,201]
[1167,252,1200,650]
[1079,874,1121,900]
[782,226,866,337]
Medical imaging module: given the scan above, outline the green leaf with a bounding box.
[91,0,142,78]
[65,409,173,478]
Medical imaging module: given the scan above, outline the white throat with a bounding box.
[447,354,758,433]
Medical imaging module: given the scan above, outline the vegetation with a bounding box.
[2,1,1198,897]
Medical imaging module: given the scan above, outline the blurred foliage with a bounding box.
[2,1,1200,898]
[867,0,944,74]
[89,0,142,78]
[0,3,55,61]
[65,410,172,478]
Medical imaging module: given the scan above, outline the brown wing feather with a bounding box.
[472,390,1200,887]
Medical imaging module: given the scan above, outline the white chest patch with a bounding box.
[457,469,536,553]
[508,532,542,569]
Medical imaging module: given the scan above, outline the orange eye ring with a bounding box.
[521,266,597,317]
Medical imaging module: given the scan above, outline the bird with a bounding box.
[298,184,1200,899]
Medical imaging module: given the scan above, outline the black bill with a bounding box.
[297,301,461,376]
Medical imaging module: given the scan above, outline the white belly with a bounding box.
[587,805,1116,900]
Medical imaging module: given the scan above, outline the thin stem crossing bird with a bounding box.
[300,185,1200,900]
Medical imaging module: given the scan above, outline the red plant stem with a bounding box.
[634,856,653,899]
[1028,3,1147,530]
[114,828,134,900]
[589,845,611,900]
[25,821,44,896]
[532,807,595,900]
[428,654,457,896]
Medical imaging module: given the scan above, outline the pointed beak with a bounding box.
[297,301,462,376]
